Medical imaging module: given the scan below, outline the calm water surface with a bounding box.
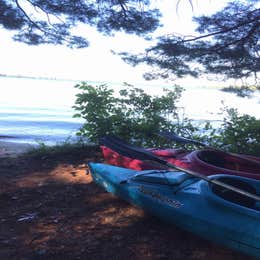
[0,76,259,145]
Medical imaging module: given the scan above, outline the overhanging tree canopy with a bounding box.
[0,0,161,48]
[0,0,259,81]
[121,1,260,82]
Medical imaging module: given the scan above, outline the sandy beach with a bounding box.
[0,140,35,157]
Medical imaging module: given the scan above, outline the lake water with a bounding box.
[0,76,259,145]
[0,77,83,145]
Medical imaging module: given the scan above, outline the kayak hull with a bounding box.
[101,145,260,179]
[89,162,260,258]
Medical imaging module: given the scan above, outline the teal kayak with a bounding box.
[88,162,260,258]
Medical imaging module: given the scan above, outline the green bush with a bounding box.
[73,82,196,146]
[73,82,260,155]
[215,107,260,155]
[180,107,260,156]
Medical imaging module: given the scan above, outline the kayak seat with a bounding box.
[198,150,226,168]
[211,177,257,209]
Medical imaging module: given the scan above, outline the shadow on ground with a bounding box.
[0,148,254,260]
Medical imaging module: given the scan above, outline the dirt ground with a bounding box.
[0,146,254,260]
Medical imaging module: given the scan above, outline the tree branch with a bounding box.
[15,0,70,44]
[15,0,40,29]
[118,0,128,16]
[179,13,260,44]
[147,10,260,54]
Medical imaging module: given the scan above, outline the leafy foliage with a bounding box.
[73,82,196,146]
[0,0,161,48]
[180,106,260,156]
[216,107,260,155]
[156,106,260,156]
[73,83,260,155]
[121,1,260,82]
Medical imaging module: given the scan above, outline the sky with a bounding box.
[0,0,232,87]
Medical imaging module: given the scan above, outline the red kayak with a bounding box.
[101,145,260,179]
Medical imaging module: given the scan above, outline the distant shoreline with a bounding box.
[0,74,225,89]
[0,135,16,139]
[0,73,78,82]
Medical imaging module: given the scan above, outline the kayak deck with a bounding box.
[88,162,260,258]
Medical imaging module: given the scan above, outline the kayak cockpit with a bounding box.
[210,177,257,209]
[196,150,260,174]
[202,175,260,214]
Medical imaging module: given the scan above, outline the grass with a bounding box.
[25,139,99,158]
